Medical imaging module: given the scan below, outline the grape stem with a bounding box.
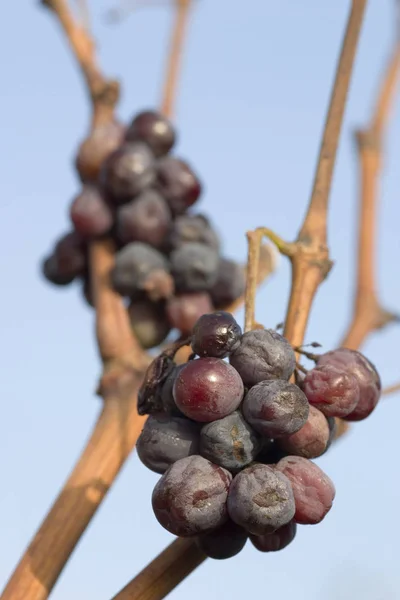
[382,381,400,396]
[108,2,368,599]
[0,3,150,600]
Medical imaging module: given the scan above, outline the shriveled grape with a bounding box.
[111,242,169,297]
[75,119,125,183]
[196,520,248,560]
[302,364,359,418]
[210,258,246,309]
[171,243,219,292]
[166,292,213,335]
[278,405,330,459]
[250,520,297,552]
[168,214,220,251]
[128,300,171,349]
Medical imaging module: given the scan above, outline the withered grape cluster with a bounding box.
[41,111,245,347]
[137,311,381,559]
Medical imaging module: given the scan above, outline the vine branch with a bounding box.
[108,2,368,598]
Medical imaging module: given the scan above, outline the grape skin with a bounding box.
[136,413,200,474]
[156,156,202,215]
[166,292,214,335]
[191,311,242,358]
[152,455,232,537]
[128,300,171,349]
[42,255,75,286]
[111,242,169,297]
[125,110,176,157]
[168,214,220,251]
[116,190,171,248]
[278,405,330,459]
[227,463,295,536]
[70,186,114,239]
[171,243,219,292]
[173,358,244,422]
[302,364,359,418]
[160,364,186,415]
[242,379,309,438]
[250,520,297,552]
[196,520,248,560]
[317,348,381,421]
[210,258,246,309]
[276,456,335,525]
[200,411,262,473]
[230,329,296,387]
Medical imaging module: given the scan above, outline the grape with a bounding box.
[325,416,337,451]
[128,300,171,349]
[136,413,200,474]
[140,269,174,302]
[196,520,248,560]
[242,380,309,438]
[70,186,114,239]
[171,243,219,292]
[152,455,232,537]
[276,456,335,525]
[160,364,186,415]
[125,110,176,157]
[191,311,242,358]
[317,348,381,421]
[302,364,359,418]
[111,242,169,297]
[166,292,214,335]
[43,232,86,286]
[250,520,297,552]
[210,258,246,309]
[227,463,295,535]
[100,143,156,204]
[116,189,171,248]
[230,329,296,387]
[173,358,244,422]
[278,405,330,459]
[168,214,220,251]
[42,255,75,286]
[256,439,289,465]
[200,411,261,472]
[75,119,125,183]
[156,156,202,215]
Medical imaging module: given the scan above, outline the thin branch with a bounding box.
[383,381,400,396]
[108,3,367,598]
[340,35,400,349]
[1,2,149,599]
[160,0,193,118]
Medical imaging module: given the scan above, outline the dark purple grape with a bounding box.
[317,348,381,421]
[227,463,295,535]
[152,455,232,537]
[128,300,171,349]
[242,380,309,438]
[136,413,200,474]
[116,189,171,248]
[160,364,186,415]
[125,110,176,157]
[278,405,330,459]
[230,329,296,387]
[42,255,75,286]
[43,232,86,286]
[276,456,335,525]
[156,156,202,215]
[100,143,156,204]
[173,358,244,422]
[196,520,248,560]
[302,364,359,418]
[200,411,261,472]
[191,311,242,358]
[171,243,219,292]
[250,520,297,552]
[166,292,214,335]
[167,214,220,251]
[75,120,125,183]
[111,242,169,297]
[209,258,246,309]
[70,186,113,239]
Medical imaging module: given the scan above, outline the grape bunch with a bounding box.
[41,111,245,348]
[137,311,381,559]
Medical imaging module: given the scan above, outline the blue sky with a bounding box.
[1,1,400,599]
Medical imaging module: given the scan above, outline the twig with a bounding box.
[340,35,400,349]
[383,381,400,396]
[1,3,149,600]
[108,2,367,598]
[160,0,192,118]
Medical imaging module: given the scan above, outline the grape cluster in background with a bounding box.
[42,110,245,348]
[137,311,381,559]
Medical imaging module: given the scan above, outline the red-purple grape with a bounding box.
[196,520,248,560]
[278,405,330,459]
[116,189,171,248]
[191,311,242,358]
[302,364,359,418]
[242,379,309,438]
[173,358,244,422]
[227,463,295,535]
[70,186,113,239]
[156,156,202,215]
[152,455,232,536]
[166,292,213,335]
[230,329,296,387]
[125,110,176,157]
[250,520,297,552]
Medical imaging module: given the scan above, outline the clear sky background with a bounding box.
[1,1,400,599]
